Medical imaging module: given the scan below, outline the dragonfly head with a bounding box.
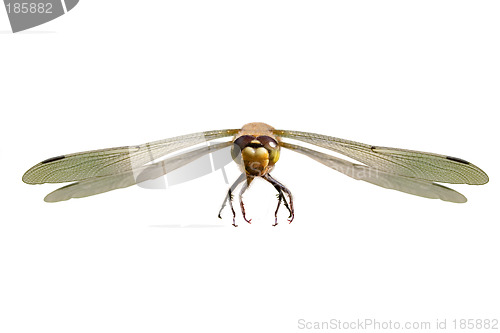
[232,135,280,176]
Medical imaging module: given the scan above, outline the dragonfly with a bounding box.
[23,122,489,226]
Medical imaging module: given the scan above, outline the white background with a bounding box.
[1,1,499,332]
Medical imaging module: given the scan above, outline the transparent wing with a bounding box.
[275,129,488,185]
[43,141,233,202]
[281,142,467,203]
[23,129,239,184]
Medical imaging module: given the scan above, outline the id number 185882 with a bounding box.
[6,3,53,14]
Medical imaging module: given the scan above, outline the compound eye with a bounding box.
[232,135,255,161]
[234,135,255,149]
[256,136,280,164]
[256,136,279,150]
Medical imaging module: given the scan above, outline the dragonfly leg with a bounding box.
[272,190,293,226]
[273,192,283,226]
[263,173,295,225]
[239,178,253,224]
[277,189,292,219]
[218,173,246,227]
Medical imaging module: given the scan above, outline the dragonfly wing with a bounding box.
[281,142,467,203]
[23,129,239,184]
[44,141,233,202]
[275,129,488,185]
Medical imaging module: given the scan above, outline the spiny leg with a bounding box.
[268,174,294,222]
[273,191,283,227]
[218,173,246,227]
[272,189,292,226]
[276,189,293,220]
[239,178,253,224]
[218,189,236,226]
[263,173,295,226]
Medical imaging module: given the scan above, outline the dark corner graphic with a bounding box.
[3,0,79,33]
